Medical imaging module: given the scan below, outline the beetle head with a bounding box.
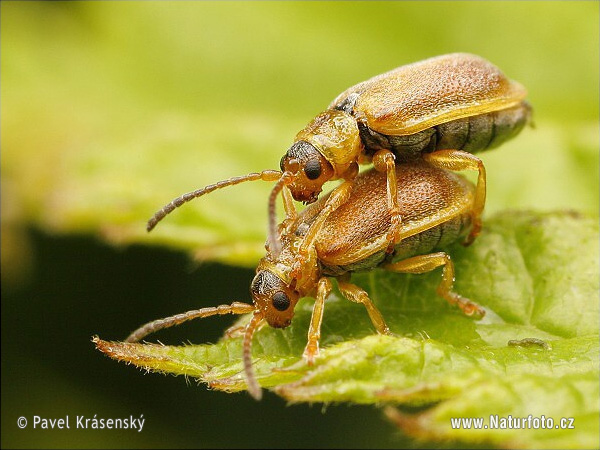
[250,269,300,328]
[280,140,334,204]
[243,266,301,400]
[281,110,362,204]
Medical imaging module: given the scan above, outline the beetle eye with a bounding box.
[304,159,322,180]
[272,292,290,311]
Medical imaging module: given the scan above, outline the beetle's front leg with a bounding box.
[291,179,354,280]
[223,319,266,340]
[303,277,333,365]
[278,186,298,235]
[423,150,486,245]
[373,149,402,253]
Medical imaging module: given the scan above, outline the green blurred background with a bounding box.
[2,1,598,448]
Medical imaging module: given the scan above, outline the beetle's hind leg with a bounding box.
[383,252,485,319]
[373,149,403,253]
[423,150,486,246]
[337,274,391,335]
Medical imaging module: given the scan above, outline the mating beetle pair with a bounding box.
[129,53,531,399]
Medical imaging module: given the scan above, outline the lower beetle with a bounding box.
[126,154,485,400]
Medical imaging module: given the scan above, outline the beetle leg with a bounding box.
[291,180,354,280]
[383,252,485,319]
[337,274,391,335]
[279,186,298,235]
[373,149,402,253]
[267,171,296,257]
[223,319,266,340]
[422,150,486,245]
[303,277,333,365]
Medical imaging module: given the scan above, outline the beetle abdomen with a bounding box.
[390,213,469,262]
[436,101,531,153]
[320,213,470,276]
[358,101,531,161]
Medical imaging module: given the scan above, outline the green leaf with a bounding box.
[96,210,599,449]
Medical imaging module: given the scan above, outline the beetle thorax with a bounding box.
[294,109,363,178]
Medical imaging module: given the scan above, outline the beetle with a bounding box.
[146,53,530,256]
[126,156,485,400]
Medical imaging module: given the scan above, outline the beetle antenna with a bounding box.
[124,302,256,343]
[267,171,293,258]
[243,312,264,400]
[147,170,283,232]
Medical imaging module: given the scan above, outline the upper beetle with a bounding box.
[277,53,530,248]
[282,52,530,201]
[147,53,530,253]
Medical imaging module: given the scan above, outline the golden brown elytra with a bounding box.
[126,157,486,400]
[146,53,529,256]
